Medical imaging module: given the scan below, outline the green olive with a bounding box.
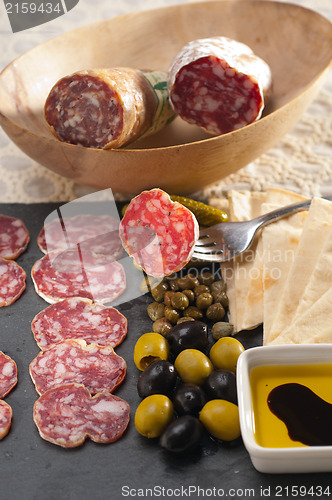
[206,302,225,321]
[196,292,213,310]
[209,337,245,372]
[153,318,173,336]
[174,349,213,386]
[135,394,174,438]
[199,399,240,441]
[134,333,170,371]
[147,302,165,321]
[171,292,190,310]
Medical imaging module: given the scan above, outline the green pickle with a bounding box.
[170,195,228,226]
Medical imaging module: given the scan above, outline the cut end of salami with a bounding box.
[0,401,12,440]
[168,36,272,135]
[0,257,26,307]
[0,214,30,260]
[33,383,130,448]
[119,188,199,277]
[0,351,17,398]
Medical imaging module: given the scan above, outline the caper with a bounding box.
[177,316,195,324]
[182,289,195,304]
[196,292,213,310]
[171,292,190,310]
[164,305,181,324]
[210,280,227,294]
[212,322,234,340]
[164,291,175,307]
[153,318,173,336]
[177,274,200,290]
[194,285,210,297]
[212,290,229,308]
[140,276,161,294]
[183,306,204,320]
[197,272,214,286]
[206,302,225,321]
[147,302,165,321]
[151,282,169,302]
[168,278,180,292]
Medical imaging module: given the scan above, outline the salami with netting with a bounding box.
[31,248,126,304]
[119,188,199,277]
[31,297,127,350]
[37,214,123,260]
[0,214,29,260]
[0,351,17,398]
[45,68,175,149]
[0,401,12,440]
[168,36,272,135]
[33,383,130,447]
[29,339,127,395]
[0,257,26,307]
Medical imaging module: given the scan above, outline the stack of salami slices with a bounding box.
[30,213,130,448]
[0,352,17,440]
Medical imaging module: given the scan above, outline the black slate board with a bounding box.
[0,203,331,500]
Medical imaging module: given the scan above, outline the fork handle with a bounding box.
[253,195,332,228]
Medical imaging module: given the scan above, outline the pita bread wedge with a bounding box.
[267,197,332,344]
[269,286,332,345]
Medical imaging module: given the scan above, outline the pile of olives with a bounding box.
[134,320,245,455]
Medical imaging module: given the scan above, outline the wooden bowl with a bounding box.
[0,1,331,195]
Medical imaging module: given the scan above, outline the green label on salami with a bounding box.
[142,71,175,137]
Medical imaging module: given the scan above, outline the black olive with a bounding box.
[137,360,178,398]
[173,383,206,416]
[166,320,208,356]
[160,415,203,454]
[203,369,238,405]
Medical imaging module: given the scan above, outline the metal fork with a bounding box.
[192,197,320,263]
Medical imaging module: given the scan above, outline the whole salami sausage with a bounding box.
[33,383,130,447]
[119,188,199,277]
[37,214,123,260]
[168,36,272,135]
[45,68,175,149]
[0,257,26,307]
[31,297,127,350]
[0,401,12,440]
[0,351,17,398]
[29,339,127,395]
[0,214,30,260]
[31,248,126,304]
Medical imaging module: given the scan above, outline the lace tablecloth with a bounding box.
[0,0,331,202]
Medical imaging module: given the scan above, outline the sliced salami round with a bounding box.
[119,188,199,277]
[31,297,127,350]
[0,351,17,398]
[33,383,130,447]
[37,214,123,260]
[29,339,127,395]
[0,401,12,440]
[31,249,126,304]
[0,258,26,307]
[168,36,272,135]
[0,214,30,260]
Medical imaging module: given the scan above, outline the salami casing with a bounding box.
[0,401,12,440]
[0,351,17,398]
[45,68,175,149]
[0,257,26,307]
[29,339,127,395]
[31,249,126,304]
[37,214,123,260]
[31,297,127,350]
[168,36,272,134]
[119,188,199,277]
[33,383,130,447]
[0,214,30,260]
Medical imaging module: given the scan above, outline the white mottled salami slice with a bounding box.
[168,36,272,135]
[0,351,17,398]
[31,249,126,304]
[0,401,12,440]
[33,383,130,447]
[45,68,175,149]
[37,214,123,260]
[119,188,199,277]
[29,339,126,395]
[31,297,127,350]
[0,214,30,260]
[0,258,26,307]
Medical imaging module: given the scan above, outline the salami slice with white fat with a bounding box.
[0,257,26,307]
[0,214,29,260]
[0,401,12,440]
[119,188,199,277]
[31,249,126,304]
[37,214,123,260]
[33,383,130,447]
[0,351,17,398]
[45,68,175,149]
[31,297,127,350]
[168,36,272,135]
[29,339,127,395]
